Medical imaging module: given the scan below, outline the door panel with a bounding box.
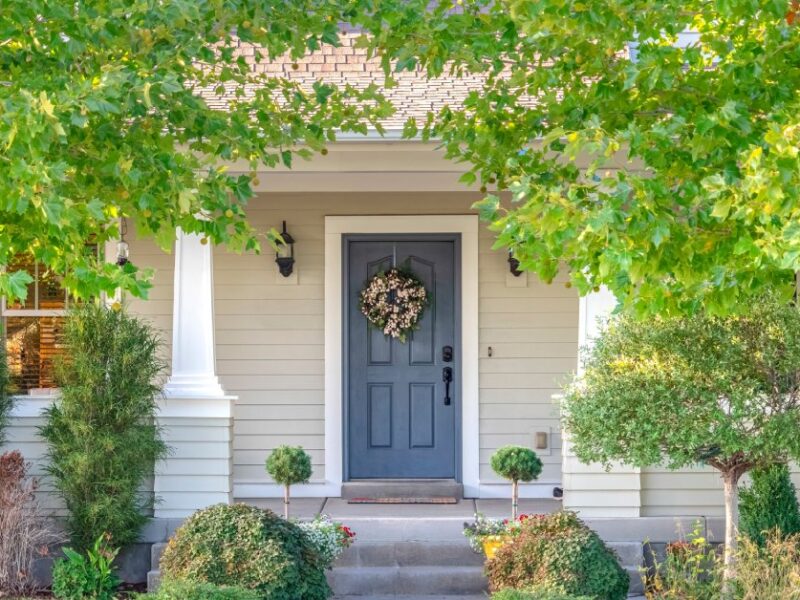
[347,239,458,479]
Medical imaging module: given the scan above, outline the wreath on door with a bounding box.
[359,268,428,342]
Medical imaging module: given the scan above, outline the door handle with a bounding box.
[442,367,453,406]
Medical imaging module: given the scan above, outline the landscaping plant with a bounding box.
[490,446,542,519]
[644,525,722,600]
[0,343,11,445]
[739,463,800,547]
[463,513,507,553]
[266,445,313,519]
[40,304,168,550]
[143,580,262,600]
[159,503,329,600]
[732,532,800,600]
[486,511,629,600]
[296,515,356,568]
[52,534,120,600]
[563,295,800,582]
[0,450,59,597]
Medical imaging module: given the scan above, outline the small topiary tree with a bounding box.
[40,304,168,550]
[266,445,312,519]
[563,295,800,583]
[739,463,800,547]
[159,503,329,600]
[490,446,543,519]
[486,511,629,600]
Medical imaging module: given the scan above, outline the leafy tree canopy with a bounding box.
[0,0,392,301]
[366,0,800,316]
[5,0,800,316]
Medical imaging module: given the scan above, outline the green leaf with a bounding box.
[711,198,733,219]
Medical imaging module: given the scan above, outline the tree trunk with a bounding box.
[722,469,741,587]
[512,479,519,520]
[284,484,290,520]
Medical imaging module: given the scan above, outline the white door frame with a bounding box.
[325,215,480,497]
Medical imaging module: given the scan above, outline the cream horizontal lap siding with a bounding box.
[203,191,578,497]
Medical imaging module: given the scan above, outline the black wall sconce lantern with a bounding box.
[508,250,522,277]
[275,221,295,277]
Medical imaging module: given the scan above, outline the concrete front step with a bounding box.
[335,541,483,568]
[341,480,464,500]
[328,566,487,596]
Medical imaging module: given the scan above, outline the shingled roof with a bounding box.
[202,33,485,130]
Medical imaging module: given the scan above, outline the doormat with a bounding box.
[347,497,458,504]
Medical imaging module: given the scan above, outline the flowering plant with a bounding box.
[297,515,356,568]
[359,268,428,342]
[462,513,542,553]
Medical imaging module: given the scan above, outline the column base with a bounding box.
[154,395,236,519]
[163,374,227,399]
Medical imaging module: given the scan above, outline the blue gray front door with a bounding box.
[346,238,458,479]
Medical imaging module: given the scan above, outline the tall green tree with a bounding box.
[359,0,800,315]
[6,0,800,316]
[561,295,800,581]
[0,0,391,302]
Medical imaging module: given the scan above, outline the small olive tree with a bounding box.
[562,295,800,582]
[266,446,312,519]
[490,445,543,520]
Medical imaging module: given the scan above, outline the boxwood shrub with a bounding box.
[159,503,329,600]
[486,511,629,600]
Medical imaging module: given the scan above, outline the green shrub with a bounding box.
[40,305,168,550]
[490,446,542,519]
[159,503,329,600]
[147,580,262,600]
[492,589,592,600]
[645,527,722,600]
[0,342,11,446]
[732,532,800,599]
[740,463,800,547]
[265,446,312,518]
[486,511,629,600]
[52,534,120,600]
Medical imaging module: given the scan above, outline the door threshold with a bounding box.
[341,479,464,500]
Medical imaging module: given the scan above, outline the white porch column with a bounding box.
[561,287,642,517]
[155,229,235,519]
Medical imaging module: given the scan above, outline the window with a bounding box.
[2,257,70,395]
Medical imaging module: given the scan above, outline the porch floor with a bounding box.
[239,497,562,520]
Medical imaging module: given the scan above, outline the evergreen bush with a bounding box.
[0,343,11,446]
[40,304,168,550]
[159,503,329,600]
[486,511,629,600]
[265,445,312,518]
[490,446,542,519]
[740,463,800,546]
